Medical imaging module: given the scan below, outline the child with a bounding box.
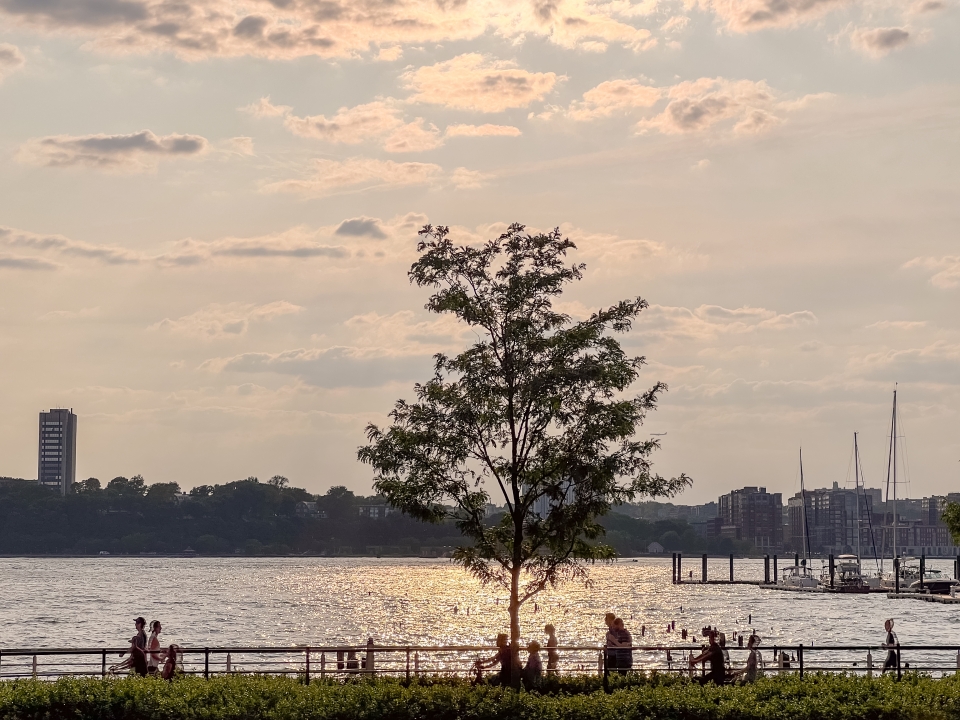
[523,640,543,689]
[161,645,179,681]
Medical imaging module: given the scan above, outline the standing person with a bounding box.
[614,618,633,674]
[476,633,514,686]
[146,621,163,675]
[544,624,559,675]
[689,631,726,686]
[129,617,148,677]
[604,613,620,673]
[881,619,899,675]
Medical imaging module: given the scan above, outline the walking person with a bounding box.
[118,617,149,677]
[614,618,633,674]
[146,621,163,675]
[734,635,762,683]
[522,640,543,689]
[604,613,620,673]
[544,624,559,675]
[881,619,900,675]
[689,631,726,686]
[476,633,514,686]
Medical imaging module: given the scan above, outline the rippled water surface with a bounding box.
[1,557,957,650]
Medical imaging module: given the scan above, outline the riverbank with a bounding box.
[2,674,960,720]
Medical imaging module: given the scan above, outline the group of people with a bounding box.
[474,624,559,689]
[110,617,180,680]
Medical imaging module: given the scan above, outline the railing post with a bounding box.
[405,648,411,681]
[414,651,419,676]
[32,654,37,678]
[702,554,707,583]
[204,648,210,679]
[226,653,232,673]
[955,649,959,674]
[866,650,872,678]
[798,644,804,679]
[102,648,107,679]
[320,652,326,679]
[305,648,310,685]
[365,638,375,676]
[896,645,902,681]
[602,648,609,693]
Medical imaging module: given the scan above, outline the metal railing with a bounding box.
[2,643,960,681]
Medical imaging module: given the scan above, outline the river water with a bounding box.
[2,557,956,653]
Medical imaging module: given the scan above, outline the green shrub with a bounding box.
[1,673,959,720]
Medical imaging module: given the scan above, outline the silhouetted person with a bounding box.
[544,624,559,675]
[477,633,513,686]
[614,618,633,674]
[523,640,543,689]
[882,619,899,674]
[689,631,725,685]
[604,613,619,672]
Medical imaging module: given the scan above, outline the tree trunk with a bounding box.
[509,563,521,689]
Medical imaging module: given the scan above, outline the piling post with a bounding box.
[920,555,925,591]
[795,553,799,567]
[729,554,734,582]
[829,554,835,589]
[773,555,778,583]
[101,649,106,679]
[866,650,873,678]
[672,553,677,584]
[798,644,804,679]
[677,553,682,582]
[764,555,770,584]
[305,649,310,685]
[894,558,900,594]
[702,554,708,583]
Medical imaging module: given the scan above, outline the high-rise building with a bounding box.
[718,486,783,551]
[38,408,77,495]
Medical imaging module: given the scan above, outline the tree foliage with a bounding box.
[359,223,690,650]
[944,503,960,543]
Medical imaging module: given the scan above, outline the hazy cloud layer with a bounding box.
[905,256,960,288]
[262,157,444,197]
[0,226,141,265]
[0,42,24,82]
[17,130,208,171]
[699,0,849,31]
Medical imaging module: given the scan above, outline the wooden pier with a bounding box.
[886,592,960,604]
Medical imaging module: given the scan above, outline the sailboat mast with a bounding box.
[884,388,897,568]
[854,432,861,561]
[892,388,898,563]
[800,447,811,561]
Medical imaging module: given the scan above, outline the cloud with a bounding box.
[567,79,662,121]
[40,307,101,320]
[698,0,849,31]
[904,256,960,288]
[383,118,443,153]
[262,157,443,197]
[228,136,255,155]
[0,253,59,270]
[152,301,303,338]
[850,342,960,385]
[910,0,944,11]
[0,225,141,264]
[850,26,911,57]
[0,42,24,82]
[0,0,660,60]
[403,54,560,113]
[637,78,781,135]
[445,124,522,138]
[638,304,818,340]
[17,130,208,171]
[334,218,387,239]
[450,167,491,189]
[156,229,350,266]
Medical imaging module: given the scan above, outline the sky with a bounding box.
[0,0,958,504]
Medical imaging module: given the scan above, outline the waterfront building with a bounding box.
[37,408,77,496]
[718,486,783,552]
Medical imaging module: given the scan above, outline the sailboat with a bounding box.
[780,448,819,588]
[879,388,905,591]
[830,433,880,591]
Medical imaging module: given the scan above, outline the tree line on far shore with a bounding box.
[0,475,750,557]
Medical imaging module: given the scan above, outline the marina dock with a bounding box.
[887,592,960,604]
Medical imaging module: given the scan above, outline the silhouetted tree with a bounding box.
[944,503,960,543]
[359,223,690,666]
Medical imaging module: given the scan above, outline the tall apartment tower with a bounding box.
[38,408,77,495]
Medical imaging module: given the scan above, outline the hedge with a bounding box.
[2,673,960,720]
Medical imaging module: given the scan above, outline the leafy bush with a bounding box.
[2,673,960,720]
